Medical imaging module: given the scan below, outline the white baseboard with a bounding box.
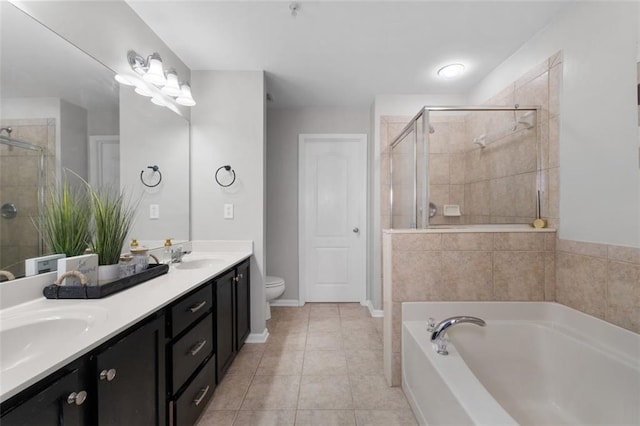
[366,300,384,318]
[245,329,269,344]
[270,299,303,307]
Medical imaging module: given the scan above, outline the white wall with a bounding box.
[88,107,119,137]
[11,0,191,120]
[120,89,190,242]
[191,70,266,335]
[266,107,371,302]
[369,94,466,309]
[470,2,640,248]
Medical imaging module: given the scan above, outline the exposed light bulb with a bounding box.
[151,96,168,106]
[134,81,154,97]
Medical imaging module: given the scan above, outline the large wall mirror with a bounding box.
[0,2,190,279]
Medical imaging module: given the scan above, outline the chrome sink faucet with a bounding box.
[171,248,191,263]
[430,316,486,355]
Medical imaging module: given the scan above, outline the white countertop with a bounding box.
[0,244,252,402]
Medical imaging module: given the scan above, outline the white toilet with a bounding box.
[265,275,285,320]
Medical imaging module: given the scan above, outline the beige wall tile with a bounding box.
[441,251,493,300]
[515,58,549,89]
[449,154,466,185]
[545,252,556,301]
[391,233,442,251]
[605,306,640,334]
[608,245,640,265]
[549,63,562,118]
[484,83,515,106]
[549,50,563,68]
[556,252,607,319]
[493,251,545,300]
[544,233,556,252]
[494,233,545,251]
[557,239,608,258]
[442,233,493,251]
[391,352,402,387]
[515,72,549,123]
[548,116,560,168]
[607,261,640,308]
[547,167,559,219]
[391,302,402,353]
[391,251,441,302]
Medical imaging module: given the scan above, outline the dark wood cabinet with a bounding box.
[1,257,251,426]
[93,315,165,426]
[0,368,87,426]
[214,269,236,381]
[235,260,250,351]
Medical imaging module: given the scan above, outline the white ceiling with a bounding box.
[127,1,567,109]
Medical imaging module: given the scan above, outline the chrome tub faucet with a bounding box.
[430,316,486,355]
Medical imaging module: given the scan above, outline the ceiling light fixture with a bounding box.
[437,63,466,79]
[114,50,196,109]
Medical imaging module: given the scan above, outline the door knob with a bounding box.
[353,227,359,233]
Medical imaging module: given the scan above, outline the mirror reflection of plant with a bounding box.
[88,185,138,266]
[39,177,91,257]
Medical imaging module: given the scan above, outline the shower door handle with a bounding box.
[353,227,359,234]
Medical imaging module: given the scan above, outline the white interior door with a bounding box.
[89,135,119,189]
[299,134,367,303]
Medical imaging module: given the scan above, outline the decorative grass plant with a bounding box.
[40,180,91,257]
[88,186,138,266]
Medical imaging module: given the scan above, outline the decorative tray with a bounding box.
[43,263,169,299]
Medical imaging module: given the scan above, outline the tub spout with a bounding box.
[430,316,486,355]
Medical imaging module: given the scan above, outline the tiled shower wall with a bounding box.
[381,52,561,228]
[382,230,556,386]
[0,118,55,277]
[381,51,640,386]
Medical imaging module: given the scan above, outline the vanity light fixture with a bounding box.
[114,50,196,109]
[437,63,466,79]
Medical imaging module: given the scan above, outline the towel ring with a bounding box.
[140,165,162,188]
[215,165,236,187]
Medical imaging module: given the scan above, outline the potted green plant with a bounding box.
[88,185,138,283]
[40,179,91,257]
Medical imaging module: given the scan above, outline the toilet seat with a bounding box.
[266,276,284,287]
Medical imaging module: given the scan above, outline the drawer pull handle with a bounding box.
[99,369,117,381]
[193,385,210,406]
[67,390,87,405]
[190,339,207,356]
[188,300,207,313]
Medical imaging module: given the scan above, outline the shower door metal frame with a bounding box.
[0,135,47,256]
[389,105,541,229]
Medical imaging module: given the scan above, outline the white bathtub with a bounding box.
[401,302,640,426]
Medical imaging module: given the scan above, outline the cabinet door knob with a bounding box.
[67,390,87,406]
[353,227,360,233]
[238,273,243,280]
[99,368,117,381]
[189,339,207,356]
[193,385,210,406]
[233,276,239,283]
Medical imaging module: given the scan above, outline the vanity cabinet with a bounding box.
[167,285,215,426]
[0,368,87,426]
[214,269,236,381]
[1,257,252,426]
[93,315,165,426]
[214,259,251,382]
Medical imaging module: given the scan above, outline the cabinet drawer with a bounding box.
[172,357,215,426]
[171,313,213,394]
[171,285,212,337]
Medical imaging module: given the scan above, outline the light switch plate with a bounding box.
[224,203,234,219]
[150,204,160,219]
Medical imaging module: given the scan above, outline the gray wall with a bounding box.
[59,99,88,181]
[191,70,266,335]
[266,107,371,302]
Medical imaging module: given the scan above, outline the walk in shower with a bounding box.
[0,126,47,278]
[390,105,540,228]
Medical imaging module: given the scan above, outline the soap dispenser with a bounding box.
[163,238,173,265]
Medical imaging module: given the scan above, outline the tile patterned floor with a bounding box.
[196,303,417,426]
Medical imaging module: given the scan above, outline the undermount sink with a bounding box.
[175,258,226,270]
[0,306,108,373]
